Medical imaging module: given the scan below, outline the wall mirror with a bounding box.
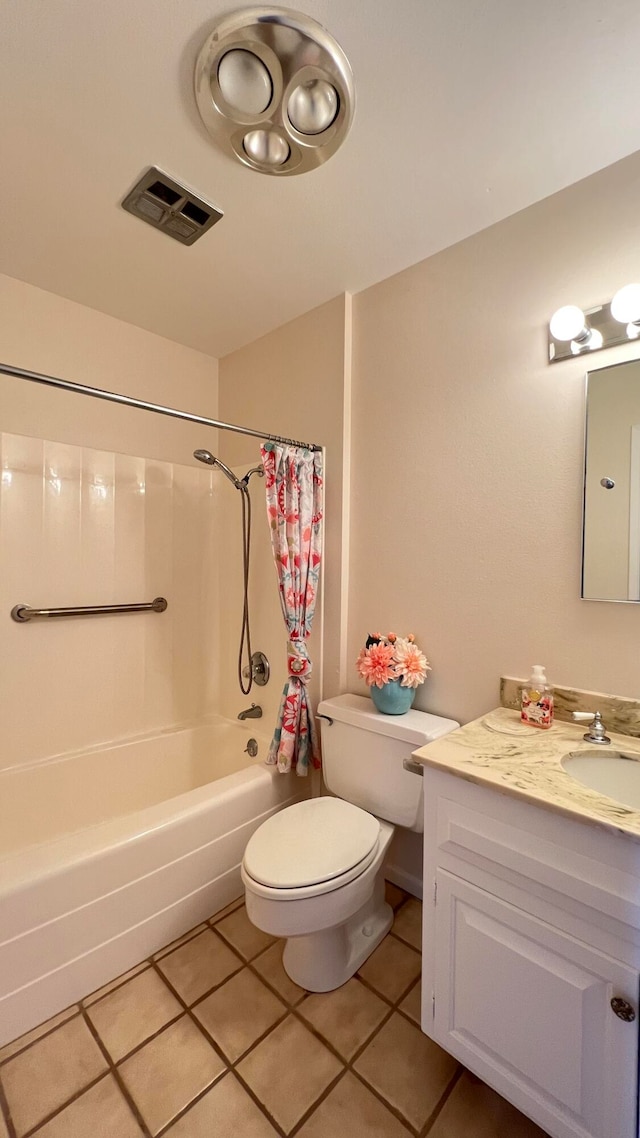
[583,358,640,601]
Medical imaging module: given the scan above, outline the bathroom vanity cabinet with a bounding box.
[420,767,640,1138]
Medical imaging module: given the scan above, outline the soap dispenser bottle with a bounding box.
[521,665,554,729]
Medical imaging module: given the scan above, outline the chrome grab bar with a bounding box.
[11,597,168,622]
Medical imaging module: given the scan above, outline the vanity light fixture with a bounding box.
[194,7,355,177]
[548,284,640,363]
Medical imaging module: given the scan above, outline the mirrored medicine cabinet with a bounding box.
[583,357,640,601]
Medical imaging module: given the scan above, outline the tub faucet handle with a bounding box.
[572,710,611,745]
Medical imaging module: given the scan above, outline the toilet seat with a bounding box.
[242,797,381,900]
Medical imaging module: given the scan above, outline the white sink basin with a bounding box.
[562,750,640,810]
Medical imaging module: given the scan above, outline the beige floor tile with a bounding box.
[398,979,422,1026]
[1,1014,108,1136]
[33,1074,143,1138]
[0,1109,9,1138]
[237,1015,343,1134]
[156,929,242,1005]
[165,1072,280,1137]
[83,963,150,1006]
[209,897,245,924]
[119,1016,225,1136]
[385,880,408,910]
[297,978,389,1060]
[153,924,208,960]
[297,1071,412,1138]
[358,935,421,1003]
[216,905,277,961]
[0,1005,80,1062]
[428,1072,549,1137]
[87,967,183,1061]
[392,898,422,950]
[193,968,286,1062]
[252,942,307,1005]
[354,1012,458,1131]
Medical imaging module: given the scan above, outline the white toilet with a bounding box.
[242,693,459,992]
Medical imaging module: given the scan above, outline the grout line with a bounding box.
[230,1068,289,1138]
[420,1065,463,1136]
[206,897,245,928]
[0,1072,17,1138]
[151,1069,230,1138]
[286,1067,349,1137]
[388,930,422,955]
[0,1007,83,1069]
[349,1067,422,1137]
[82,964,153,1011]
[19,1071,113,1138]
[80,1008,153,1138]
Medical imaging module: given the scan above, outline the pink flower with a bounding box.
[394,641,430,688]
[357,643,396,688]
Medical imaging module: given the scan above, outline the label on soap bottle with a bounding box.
[521,687,553,729]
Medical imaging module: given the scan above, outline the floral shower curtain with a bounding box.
[261,442,323,775]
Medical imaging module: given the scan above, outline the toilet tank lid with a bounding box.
[317,694,459,746]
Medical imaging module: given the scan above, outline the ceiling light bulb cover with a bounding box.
[243,129,290,166]
[549,305,588,342]
[194,7,355,176]
[611,283,640,325]
[217,49,273,115]
[287,79,338,135]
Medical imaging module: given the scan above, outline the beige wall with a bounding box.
[0,273,219,464]
[218,294,351,714]
[349,151,640,725]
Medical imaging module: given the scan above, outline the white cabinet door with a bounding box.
[433,871,638,1138]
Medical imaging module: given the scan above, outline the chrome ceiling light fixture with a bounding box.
[194,7,355,176]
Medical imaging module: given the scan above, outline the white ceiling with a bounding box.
[2,1,640,360]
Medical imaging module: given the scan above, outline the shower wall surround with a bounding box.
[0,432,219,769]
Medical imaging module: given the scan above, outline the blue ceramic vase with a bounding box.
[370,680,415,715]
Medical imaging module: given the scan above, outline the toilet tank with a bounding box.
[317,694,459,833]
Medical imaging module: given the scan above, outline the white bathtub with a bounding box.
[0,718,305,1047]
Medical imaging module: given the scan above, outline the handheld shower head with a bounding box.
[193,449,243,489]
[193,449,216,465]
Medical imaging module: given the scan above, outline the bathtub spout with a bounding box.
[238,703,262,720]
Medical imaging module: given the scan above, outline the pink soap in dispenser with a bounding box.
[521,665,554,729]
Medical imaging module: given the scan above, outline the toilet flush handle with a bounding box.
[403,757,424,777]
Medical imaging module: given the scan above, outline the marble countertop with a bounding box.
[412,707,640,840]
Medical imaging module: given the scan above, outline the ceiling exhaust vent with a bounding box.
[121,167,223,245]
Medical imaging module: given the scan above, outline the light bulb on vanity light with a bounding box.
[549,304,599,352]
[610,283,640,339]
[549,305,588,342]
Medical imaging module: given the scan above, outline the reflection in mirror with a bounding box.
[583,358,640,601]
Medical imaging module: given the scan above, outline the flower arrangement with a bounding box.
[356,633,431,689]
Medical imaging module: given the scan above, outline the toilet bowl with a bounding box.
[242,694,459,992]
[242,797,395,990]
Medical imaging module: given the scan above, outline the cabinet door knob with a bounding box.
[611,997,636,1022]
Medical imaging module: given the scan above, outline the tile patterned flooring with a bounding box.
[0,884,549,1138]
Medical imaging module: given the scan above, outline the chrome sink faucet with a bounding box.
[572,711,611,745]
[238,703,262,720]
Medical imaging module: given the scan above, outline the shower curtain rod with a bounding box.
[0,362,322,452]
